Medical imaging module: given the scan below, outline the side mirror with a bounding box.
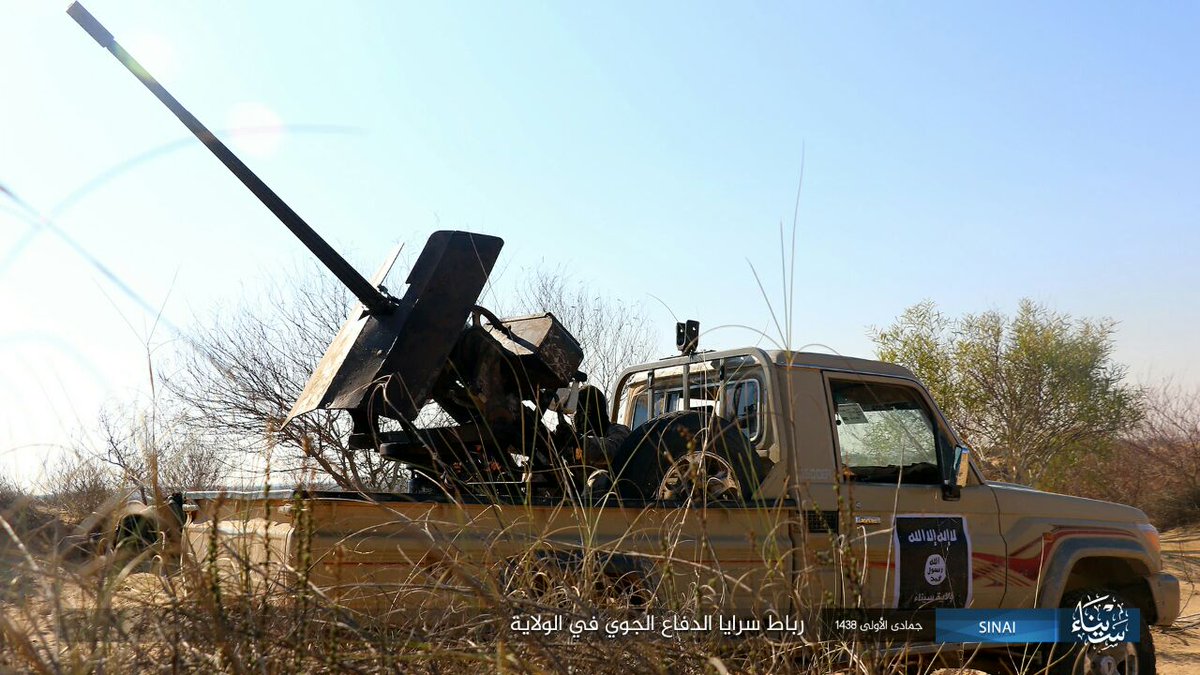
[940,445,971,501]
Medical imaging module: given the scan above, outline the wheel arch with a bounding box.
[1041,538,1158,622]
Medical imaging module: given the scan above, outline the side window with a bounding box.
[830,379,941,484]
[727,379,761,442]
[630,395,648,429]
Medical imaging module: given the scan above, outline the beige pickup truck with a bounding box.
[67,10,1179,670]
[161,340,1179,674]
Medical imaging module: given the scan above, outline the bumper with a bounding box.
[1147,571,1181,626]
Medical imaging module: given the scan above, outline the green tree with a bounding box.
[870,299,1144,486]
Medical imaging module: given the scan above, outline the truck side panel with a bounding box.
[183,496,799,618]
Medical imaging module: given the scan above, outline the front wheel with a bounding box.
[1041,589,1155,675]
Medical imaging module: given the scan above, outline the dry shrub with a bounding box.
[0,474,23,511]
[1049,383,1200,530]
[39,450,119,526]
[1,477,75,586]
[168,265,409,491]
[511,267,655,394]
[97,402,226,494]
[0,476,38,558]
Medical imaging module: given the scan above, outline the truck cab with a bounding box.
[609,347,1178,626]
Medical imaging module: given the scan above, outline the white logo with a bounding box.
[1070,593,1131,646]
[923,554,947,586]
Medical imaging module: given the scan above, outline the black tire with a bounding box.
[1040,588,1155,675]
[610,410,764,503]
[113,513,158,554]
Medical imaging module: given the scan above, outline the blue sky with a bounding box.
[2,1,1198,484]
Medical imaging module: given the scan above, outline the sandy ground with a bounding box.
[1155,526,1200,675]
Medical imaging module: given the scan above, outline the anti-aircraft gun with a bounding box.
[279,232,587,495]
[68,3,585,495]
[283,233,586,495]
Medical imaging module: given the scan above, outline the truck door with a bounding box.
[821,372,1005,610]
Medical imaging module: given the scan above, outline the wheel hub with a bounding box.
[658,450,740,503]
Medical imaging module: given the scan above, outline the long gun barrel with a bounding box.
[67,2,394,315]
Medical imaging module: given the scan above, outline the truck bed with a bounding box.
[180,490,817,619]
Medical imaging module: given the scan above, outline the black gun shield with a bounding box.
[285,230,503,425]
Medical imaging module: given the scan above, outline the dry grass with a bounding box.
[6,417,1197,675]
[4,463,1195,675]
[0,486,1012,675]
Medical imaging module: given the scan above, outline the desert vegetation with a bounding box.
[3,458,1105,675]
[3,283,1198,674]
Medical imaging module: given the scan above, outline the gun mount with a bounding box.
[69,3,585,494]
[288,230,586,493]
[285,229,587,489]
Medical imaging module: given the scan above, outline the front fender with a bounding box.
[1038,536,1174,623]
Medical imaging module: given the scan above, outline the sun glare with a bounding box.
[125,33,176,80]
[226,102,284,158]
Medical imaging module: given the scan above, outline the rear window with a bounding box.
[627,378,762,443]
